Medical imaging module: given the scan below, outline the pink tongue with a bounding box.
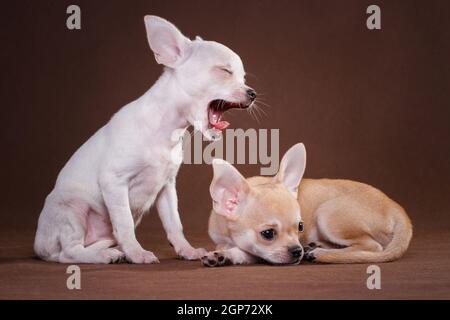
[212,120,230,130]
[209,108,230,130]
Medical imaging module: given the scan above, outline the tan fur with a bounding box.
[205,144,412,266]
[208,179,302,265]
[297,179,412,263]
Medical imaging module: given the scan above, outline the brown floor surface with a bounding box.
[1,215,449,300]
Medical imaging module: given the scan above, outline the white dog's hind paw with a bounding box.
[177,247,208,260]
[102,248,126,264]
[126,248,160,264]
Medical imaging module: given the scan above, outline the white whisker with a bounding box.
[255,99,271,108]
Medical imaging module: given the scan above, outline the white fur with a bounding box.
[34,16,254,264]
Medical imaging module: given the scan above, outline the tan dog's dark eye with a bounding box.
[298,222,304,232]
[261,228,276,240]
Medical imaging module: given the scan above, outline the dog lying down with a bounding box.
[203,143,412,266]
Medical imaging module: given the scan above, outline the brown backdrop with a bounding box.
[1,0,449,239]
[1,0,450,300]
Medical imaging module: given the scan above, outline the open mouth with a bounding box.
[208,99,250,131]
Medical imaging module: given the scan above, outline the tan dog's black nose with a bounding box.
[288,246,303,258]
[246,89,257,101]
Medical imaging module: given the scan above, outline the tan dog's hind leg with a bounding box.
[304,196,411,264]
[305,236,383,263]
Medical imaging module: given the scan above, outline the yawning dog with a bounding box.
[203,143,412,266]
[34,15,256,263]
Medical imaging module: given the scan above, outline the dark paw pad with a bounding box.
[109,255,127,264]
[201,251,227,267]
[303,247,316,262]
[304,252,316,262]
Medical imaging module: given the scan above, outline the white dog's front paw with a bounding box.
[177,246,208,260]
[125,248,160,264]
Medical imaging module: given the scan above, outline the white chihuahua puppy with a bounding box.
[34,16,256,264]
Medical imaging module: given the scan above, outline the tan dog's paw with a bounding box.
[304,243,319,262]
[201,251,228,267]
[304,249,316,262]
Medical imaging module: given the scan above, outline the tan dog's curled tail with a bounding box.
[315,206,412,264]
[373,207,412,263]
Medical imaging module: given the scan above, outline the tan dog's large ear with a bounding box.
[275,143,306,197]
[210,159,250,220]
[144,15,192,68]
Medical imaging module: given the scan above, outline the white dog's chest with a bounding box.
[128,146,181,219]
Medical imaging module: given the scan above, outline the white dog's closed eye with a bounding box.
[218,66,233,75]
[34,15,254,264]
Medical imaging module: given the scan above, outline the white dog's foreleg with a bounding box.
[156,179,207,260]
[101,180,159,264]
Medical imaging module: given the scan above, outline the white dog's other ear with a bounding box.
[275,143,306,197]
[210,159,250,220]
[144,15,191,67]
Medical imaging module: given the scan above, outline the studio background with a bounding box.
[0,0,449,299]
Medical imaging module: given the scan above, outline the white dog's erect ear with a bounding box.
[195,35,203,41]
[275,143,306,197]
[144,15,191,67]
[210,159,250,220]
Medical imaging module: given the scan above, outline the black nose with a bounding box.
[246,89,257,101]
[288,246,303,259]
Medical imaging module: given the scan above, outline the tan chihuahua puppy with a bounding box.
[202,143,412,266]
